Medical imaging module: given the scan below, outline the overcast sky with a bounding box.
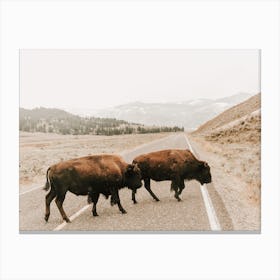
[20,49,260,110]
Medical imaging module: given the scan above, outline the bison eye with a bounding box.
[125,165,135,176]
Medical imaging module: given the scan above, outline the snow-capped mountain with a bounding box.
[94,93,254,130]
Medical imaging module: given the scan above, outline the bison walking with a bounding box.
[44,154,142,223]
[132,149,211,203]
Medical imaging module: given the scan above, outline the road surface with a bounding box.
[19,133,233,232]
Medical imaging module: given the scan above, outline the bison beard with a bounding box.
[132,149,212,203]
[43,154,142,223]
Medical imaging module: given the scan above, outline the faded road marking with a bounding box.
[53,204,91,231]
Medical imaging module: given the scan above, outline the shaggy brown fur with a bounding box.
[44,154,142,222]
[132,149,211,203]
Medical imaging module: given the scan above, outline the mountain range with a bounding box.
[89,92,254,130]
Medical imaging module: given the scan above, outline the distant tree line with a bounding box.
[19,107,184,136]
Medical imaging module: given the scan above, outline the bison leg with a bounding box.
[132,189,137,204]
[91,192,100,217]
[87,187,93,204]
[111,189,127,214]
[178,180,185,196]
[171,179,182,202]
[144,178,160,202]
[117,200,127,214]
[55,194,70,223]
[44,188,56,222]
[117,201,127,214]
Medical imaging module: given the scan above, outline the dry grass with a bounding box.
[205,111,261,144]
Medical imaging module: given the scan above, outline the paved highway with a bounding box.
[19,134,233,232]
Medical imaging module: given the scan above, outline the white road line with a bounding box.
[200,184,221,231]
[183,134,195,154]
[53,204,91,231]
[19,184,44,195]
[184,134,221,231]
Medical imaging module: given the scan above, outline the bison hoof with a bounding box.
[92,212,99,217]
[133,200,138,204]
[64,217,71,223]
[121,210,127,214]
[155,198,160,202]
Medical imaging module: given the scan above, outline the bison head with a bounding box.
[195,161,212,185]
[124,163,142,190]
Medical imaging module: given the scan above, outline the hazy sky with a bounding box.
[20,49,260,110]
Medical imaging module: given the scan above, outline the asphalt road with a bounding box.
[19,133,233,232]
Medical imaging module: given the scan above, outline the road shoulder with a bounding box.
[188,133,260,231]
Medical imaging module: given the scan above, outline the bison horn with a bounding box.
[199,162,207,168]
[133,163,138,171]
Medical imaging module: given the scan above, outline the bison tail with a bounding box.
[43,167,51,191]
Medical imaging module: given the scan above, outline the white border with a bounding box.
[1,1,279,280]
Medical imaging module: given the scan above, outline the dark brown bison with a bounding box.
[43,154,142,223]
[132,149,211,203]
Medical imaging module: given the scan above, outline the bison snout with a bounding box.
[205,176,212,184]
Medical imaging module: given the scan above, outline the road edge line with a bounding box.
[199,184,221,231]
[184,134,221,231]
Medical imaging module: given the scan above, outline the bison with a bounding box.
[131,149,211,203]
[43,154,142,223]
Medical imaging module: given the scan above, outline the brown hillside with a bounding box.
[205,109,261,144]
[194,93,261,134]
[190,92,261,208]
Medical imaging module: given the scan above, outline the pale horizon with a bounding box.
[20,49,260,110]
